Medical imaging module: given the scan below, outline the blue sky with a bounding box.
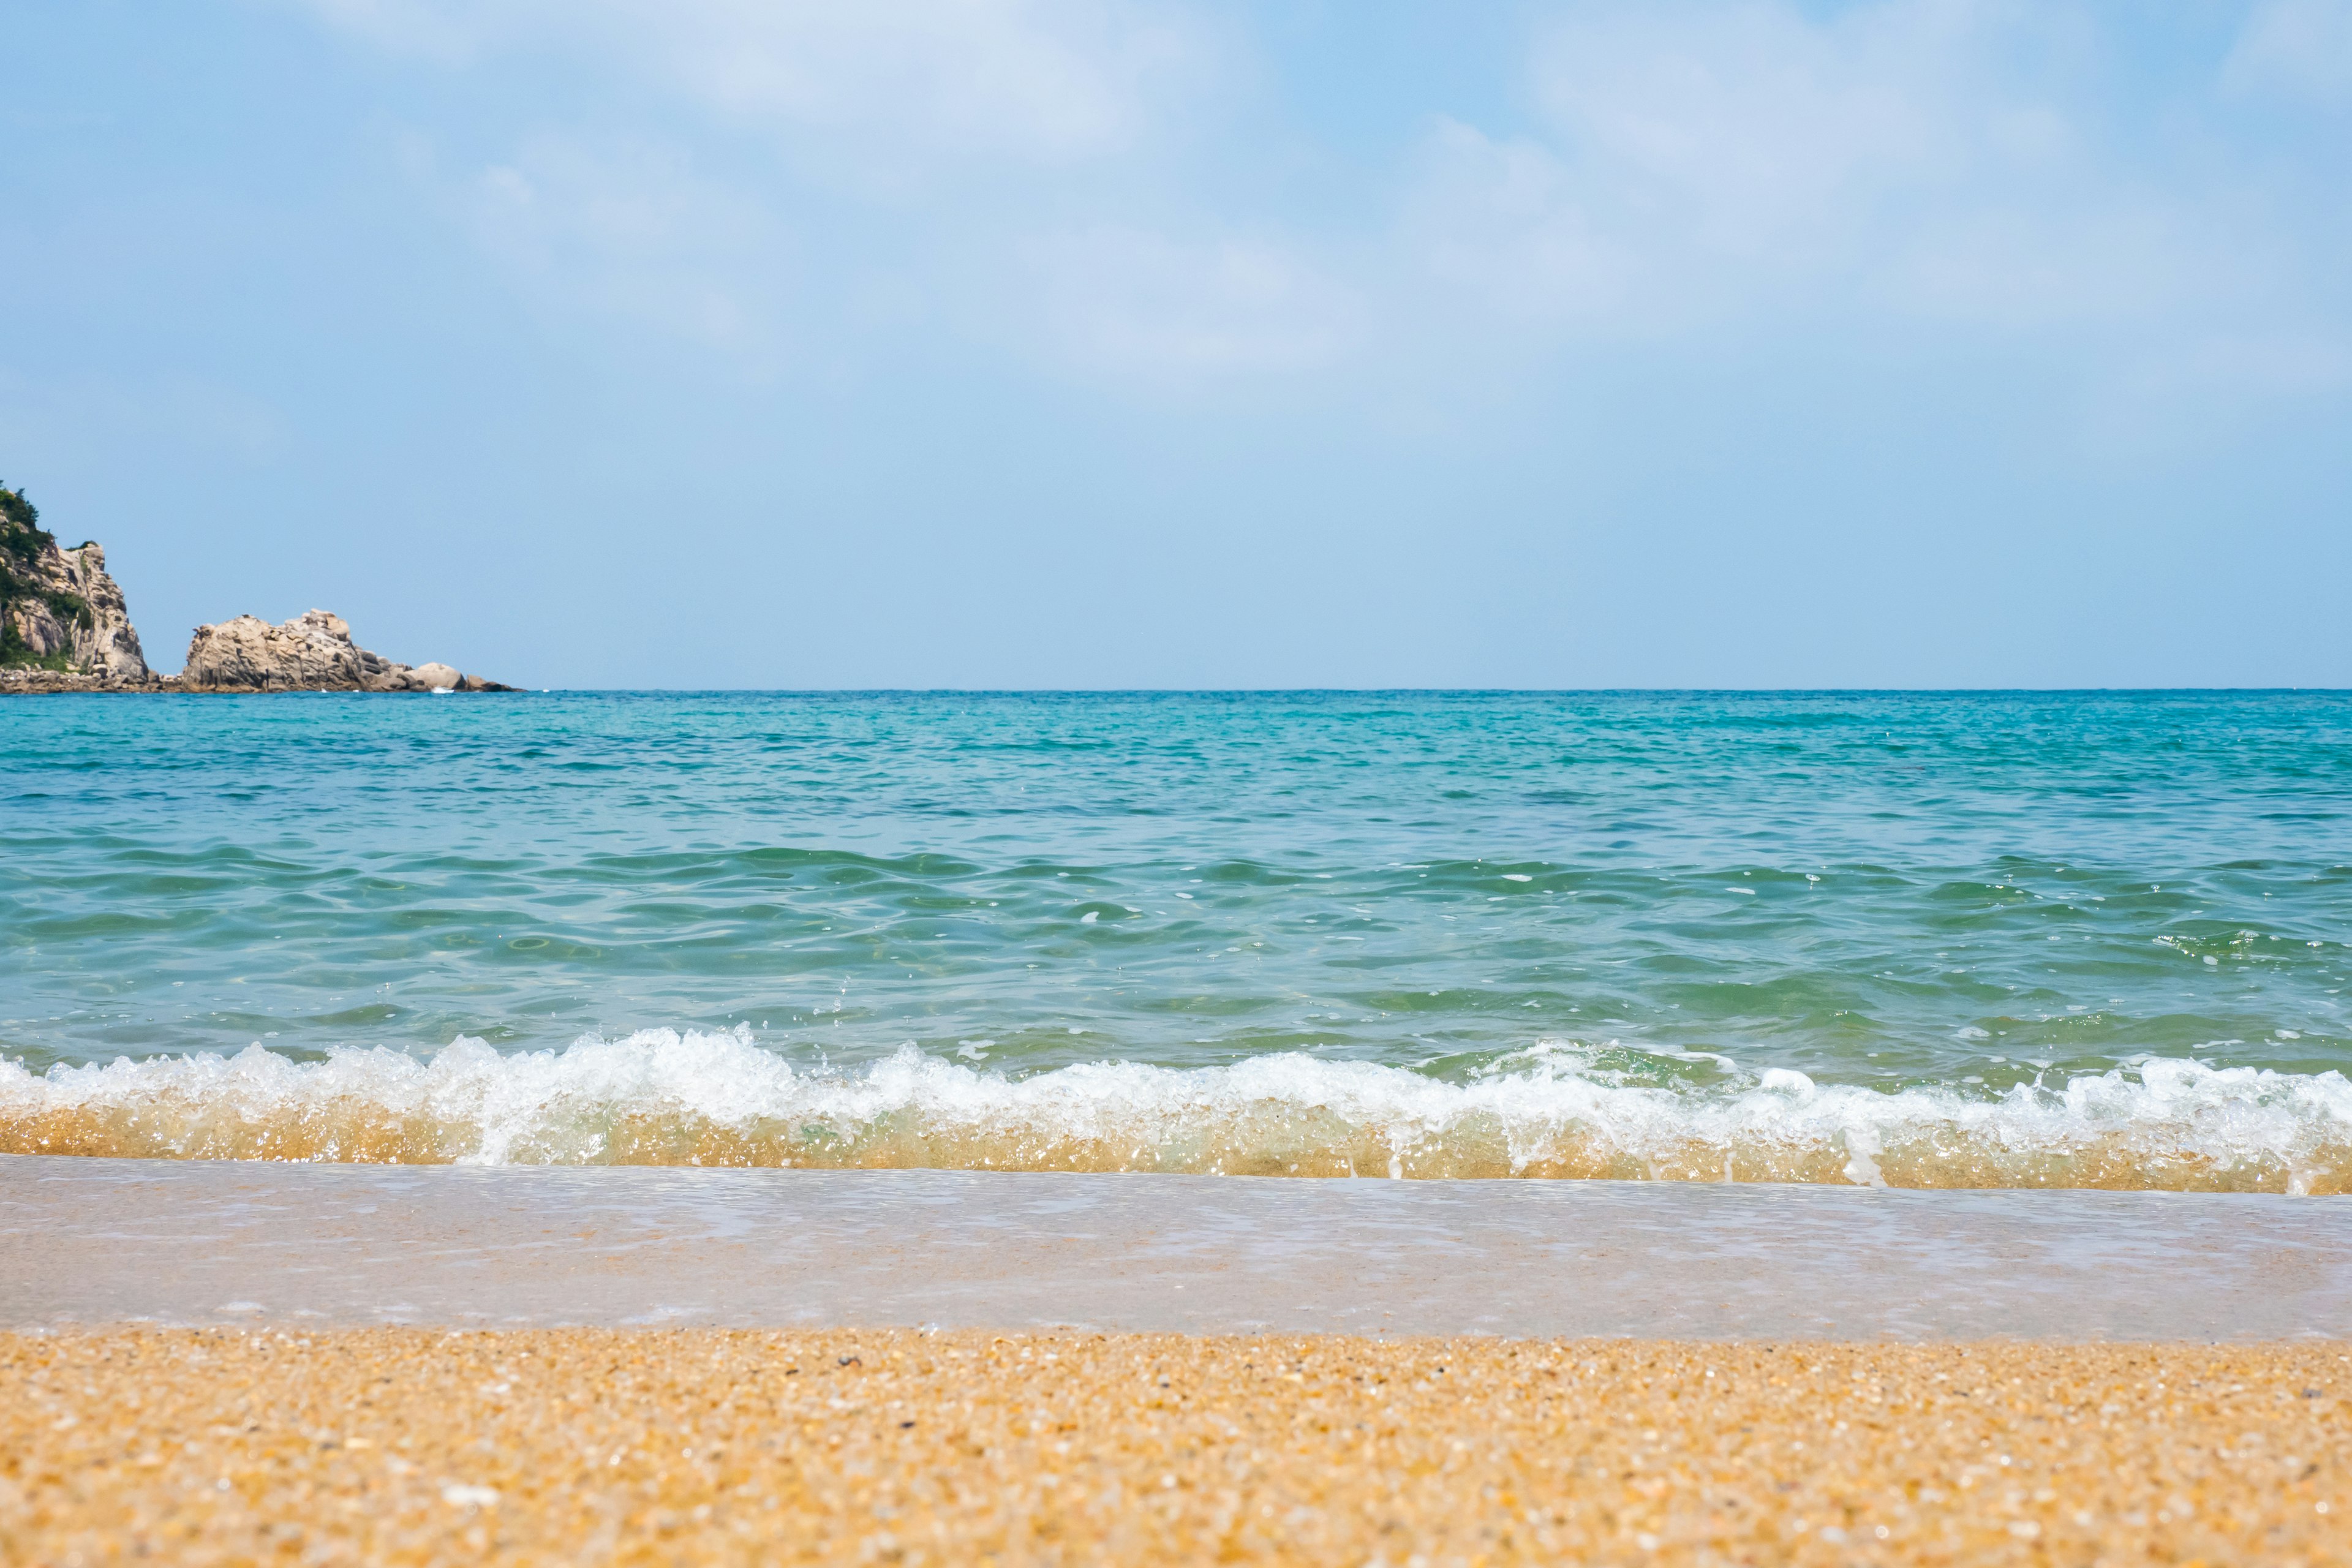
[4,0,2349,688]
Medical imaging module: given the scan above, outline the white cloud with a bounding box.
[1401,121,1643,330]
[619,0,1203,165]
[292,0,1213,172]
[1528,0,1990,266]
[296,0,1266,379]
[1401,0,2300,352]
[1891,199,2239,330]
[2225,0,2352,105]
[465,135,792,354]
[1016,227,1357,378]
[298,0,2350,403]
[289,0,488,63]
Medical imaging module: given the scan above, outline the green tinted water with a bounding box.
[5,692,2349,1186]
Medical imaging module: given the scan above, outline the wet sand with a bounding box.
[11,1156,2352,1339]
[5,1327,2349,1565]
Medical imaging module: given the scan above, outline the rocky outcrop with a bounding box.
[2,481,516,695]
[180,610,511,693]
[47,543,153,679]
[2,486,153,687]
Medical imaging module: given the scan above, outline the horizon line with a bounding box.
[298,685,2352,697]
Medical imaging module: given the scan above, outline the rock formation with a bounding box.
[1,481,515,695]
[1,486,153,686]
[181,609,510,692]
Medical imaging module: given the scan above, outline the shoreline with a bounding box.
[6,1327,2346,1564]
[9,1155,2352,1340]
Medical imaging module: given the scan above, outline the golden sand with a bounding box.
[3,1329,2348,1566]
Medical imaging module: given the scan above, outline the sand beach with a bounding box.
[6,1159,2352,1562]
[7,1327,2349,1565]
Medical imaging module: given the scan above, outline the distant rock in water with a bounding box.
[182,610,513,693]
[2,481,515,694]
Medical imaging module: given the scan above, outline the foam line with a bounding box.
[6,1029,2350,1191]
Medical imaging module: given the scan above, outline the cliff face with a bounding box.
[1,482,514,695]
[1,486,153,684]
[181,610,508,692]
[44,542,153,679]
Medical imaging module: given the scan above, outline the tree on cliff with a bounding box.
[0,484,95,671]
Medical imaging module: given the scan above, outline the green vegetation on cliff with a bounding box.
[1,483,94,669]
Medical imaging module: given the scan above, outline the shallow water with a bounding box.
[5,691,2350,1188]
[9,1156,2351,1338]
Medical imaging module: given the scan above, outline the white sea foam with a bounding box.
[6,1029,2351,1191]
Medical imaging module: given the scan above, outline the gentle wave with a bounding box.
[7,1029,2352,1191]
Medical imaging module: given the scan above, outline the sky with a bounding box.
[3,0,2350,690]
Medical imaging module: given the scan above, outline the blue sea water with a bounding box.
[4,690,2350,1189]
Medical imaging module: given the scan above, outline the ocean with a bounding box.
[4,690,2348,1191]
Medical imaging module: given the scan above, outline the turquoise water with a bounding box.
[6,692,2351,1188]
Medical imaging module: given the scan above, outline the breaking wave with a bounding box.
[6,1029,2352,1192]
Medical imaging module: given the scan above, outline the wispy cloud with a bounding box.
[297,0,1264,378]
[292,0,1215,174]
[1014,227,1358,379]
[1390,0,2347,402]
[464,134,792,355]
[2225,0,2352,106]
[617,0,1207,167]
[1409,2,2181,322]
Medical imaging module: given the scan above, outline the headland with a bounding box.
[1,483,514,693]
